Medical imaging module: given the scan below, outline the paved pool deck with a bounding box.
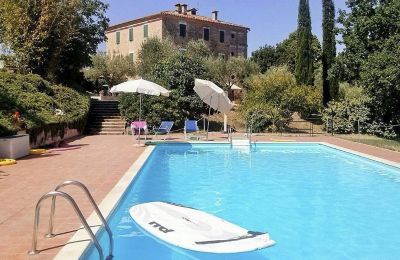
[0,134,399,259]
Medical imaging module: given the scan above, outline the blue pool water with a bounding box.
[84,144,400,259]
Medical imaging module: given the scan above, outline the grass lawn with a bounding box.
[338,134,400,152]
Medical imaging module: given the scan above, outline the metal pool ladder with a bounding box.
[229,124,253,147]
[28,180,113,260]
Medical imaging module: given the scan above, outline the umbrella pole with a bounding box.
[138,93,142,145]
[207,96,212,141]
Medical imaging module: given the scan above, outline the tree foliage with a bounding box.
[119,52,209,128]
[322,0,338,105]
[186,40,212,60]
[84,53,136,91]
[206,56,260,91]
[295,0,314,85]
[323,83,371,133]
[0,0,109,86]
[321,83,398,137]
[336,0,400,125]
[250,45,277,73]
[137,37,178,79]
[241,66,322,132]
[251,32,321,74]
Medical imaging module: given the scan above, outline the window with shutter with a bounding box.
[219,30,225,43]
[143,24,148,38]
[203,28,210,41]
[129,28,133,41]
[179,23,187,37]
[116,31,120,44]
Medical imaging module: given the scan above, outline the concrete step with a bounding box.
[91,109,119,112]
[88,123,125,127]
[91,100,118,103]
[87,126,124,131]
[87,123,125,127]
[90,107,119,110]
[91,104,119,107]
[86,100,124,135]
[89,113,120,116]
[231,138,250,146]
[89,115,121,119]
[91,105,119,107]
[90,108,119,111]
[87,127,124,131]
[87,131,125,135]
[89,118,124,122]
[88,122,125,126]
[91,103,118,107]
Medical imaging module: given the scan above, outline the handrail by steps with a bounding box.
[28,191,105,259]
[47,180,113,259]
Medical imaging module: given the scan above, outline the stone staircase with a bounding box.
[86,100,126,135]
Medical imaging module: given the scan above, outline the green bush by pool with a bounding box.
[0,72,90,138]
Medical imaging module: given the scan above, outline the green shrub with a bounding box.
[322,83,370,134]
[240,66,322,132]
[323,83,398,138]
[0,72,90,138]
[363,121,397,139]
[0,113,18,137]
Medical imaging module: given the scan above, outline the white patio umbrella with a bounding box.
[194,79,234,139]
[110,79,170,144]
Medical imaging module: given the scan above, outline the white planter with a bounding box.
[0,134,30,159]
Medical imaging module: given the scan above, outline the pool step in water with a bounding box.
[231,138,250,146]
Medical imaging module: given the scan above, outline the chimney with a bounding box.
[212,10,219,20]
[190,8,197,15]
[175,3,182,13]
[181,4,188,14]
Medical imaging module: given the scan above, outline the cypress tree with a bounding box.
[295,0,314,85]
[322,0,337,106]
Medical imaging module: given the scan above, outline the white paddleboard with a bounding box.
[129,202,275,253]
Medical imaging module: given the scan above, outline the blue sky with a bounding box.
[102,0,348,55]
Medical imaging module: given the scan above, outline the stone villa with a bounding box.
[105,3,249,60]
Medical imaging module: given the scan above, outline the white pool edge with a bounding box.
[54,146,155,260]
[53,141,400,260]
[319,142,400,168]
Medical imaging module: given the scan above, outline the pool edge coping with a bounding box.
[319,142,400,168]
[54,146,155,260]
[53,141,400,260]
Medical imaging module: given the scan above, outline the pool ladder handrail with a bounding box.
[248,123,253,145]
[229,126,254,147]
[28,180,113,260]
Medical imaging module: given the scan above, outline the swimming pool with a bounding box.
[83,143,400,259]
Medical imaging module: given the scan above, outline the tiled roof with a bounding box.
[107,12,162,32]
[161,11,249,30]
[106,10,249,32]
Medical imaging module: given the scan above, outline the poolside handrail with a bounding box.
[249,122,253,145]
[46,180,113,259]
[28,191,105,260]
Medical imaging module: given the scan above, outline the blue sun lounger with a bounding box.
[154,121,174,140]
[184,120,202,140]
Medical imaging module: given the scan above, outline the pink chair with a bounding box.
[131,121,148,140]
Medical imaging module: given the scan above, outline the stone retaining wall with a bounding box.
[31,128,81,148]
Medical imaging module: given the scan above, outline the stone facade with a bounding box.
[162,15,248,58]
[106,4,249,60]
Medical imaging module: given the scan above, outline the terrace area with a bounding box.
[1,134,399,259]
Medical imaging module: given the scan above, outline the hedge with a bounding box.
[0,72,90,139]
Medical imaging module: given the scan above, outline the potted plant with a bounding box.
[0,112,30,159]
